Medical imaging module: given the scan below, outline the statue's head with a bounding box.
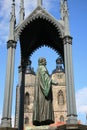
[38,57,47,66]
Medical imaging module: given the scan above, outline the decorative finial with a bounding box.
[8,0,16,40]
[63,0,70,36]
[60,0,64,20]
[37,0,42,6]
[12,0,16,17]
[64,0,68,13]
[20,0,25,23]
[60,0,68,21]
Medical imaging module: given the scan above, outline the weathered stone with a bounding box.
[24,125,49,130]
[0,128,18,130]
[48,124,87,130]
[24,124,87,130]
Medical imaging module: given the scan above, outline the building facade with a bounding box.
[15,58,67,127]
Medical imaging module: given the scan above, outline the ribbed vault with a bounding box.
[20,17,64,60]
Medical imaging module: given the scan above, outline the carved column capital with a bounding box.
[63,36,72,45]
[7,40,17,49]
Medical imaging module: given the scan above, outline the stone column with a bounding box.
[63,36,77,124]
[1,40,16,127]
[18,58,26,130]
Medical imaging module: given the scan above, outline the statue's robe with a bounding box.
[33,65,54,126]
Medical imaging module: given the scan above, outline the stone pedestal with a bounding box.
[0,128,18,130]
[0,124,86,130]
[49,124,87,130]
[24,124,87,130]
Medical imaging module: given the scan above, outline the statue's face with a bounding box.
[38,58,47,66]
[43,60,47,66]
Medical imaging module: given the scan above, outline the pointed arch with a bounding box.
[24,92,30,105]
[60,115,64,122]
[25,117,29,124]
[15,7,64,59]
[58,90,64,105]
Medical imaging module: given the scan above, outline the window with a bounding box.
[24,92,30,105]
[25,117,29,124]
[58,90,64,105]
[57,74,63,79]
[60,115,64,122]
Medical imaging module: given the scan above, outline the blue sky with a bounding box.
[0,0,87,126]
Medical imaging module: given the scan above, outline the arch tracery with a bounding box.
[24,92,30,105]
[58,90,64,105]
[15,6,64,40]
[19,17,64,60]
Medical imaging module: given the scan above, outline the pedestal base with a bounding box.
[49,124,87,130]
[24,124,87,130]
[0,128,18,130]
[1,118,11,127]
[0,125,86,130]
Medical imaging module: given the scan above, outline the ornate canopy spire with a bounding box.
[60,0,70,35]
[37,0,42,6]
[60,0,64,20]
[64,0,69,15]
[20,0,25,23]
[11,0,16,20]
[9,0,16,40]
[63,0,70,36]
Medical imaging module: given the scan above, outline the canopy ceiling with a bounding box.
[20,17,64,60]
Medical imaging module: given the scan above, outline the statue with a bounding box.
[33,58,58,126]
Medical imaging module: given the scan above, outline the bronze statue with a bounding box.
[33,58,58,126]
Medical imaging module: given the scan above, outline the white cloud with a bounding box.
[76,87,87,114]
[0,0,11,45]
[24,0,37,17]
[0,0,52,46]
[43,0,52,10]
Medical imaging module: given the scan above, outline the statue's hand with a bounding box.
[51,80,58,85]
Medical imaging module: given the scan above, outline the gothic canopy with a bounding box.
[15,6,64,59]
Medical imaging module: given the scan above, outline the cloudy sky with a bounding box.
[0,0,87,126]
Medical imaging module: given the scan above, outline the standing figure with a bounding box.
[33,57,57,126]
